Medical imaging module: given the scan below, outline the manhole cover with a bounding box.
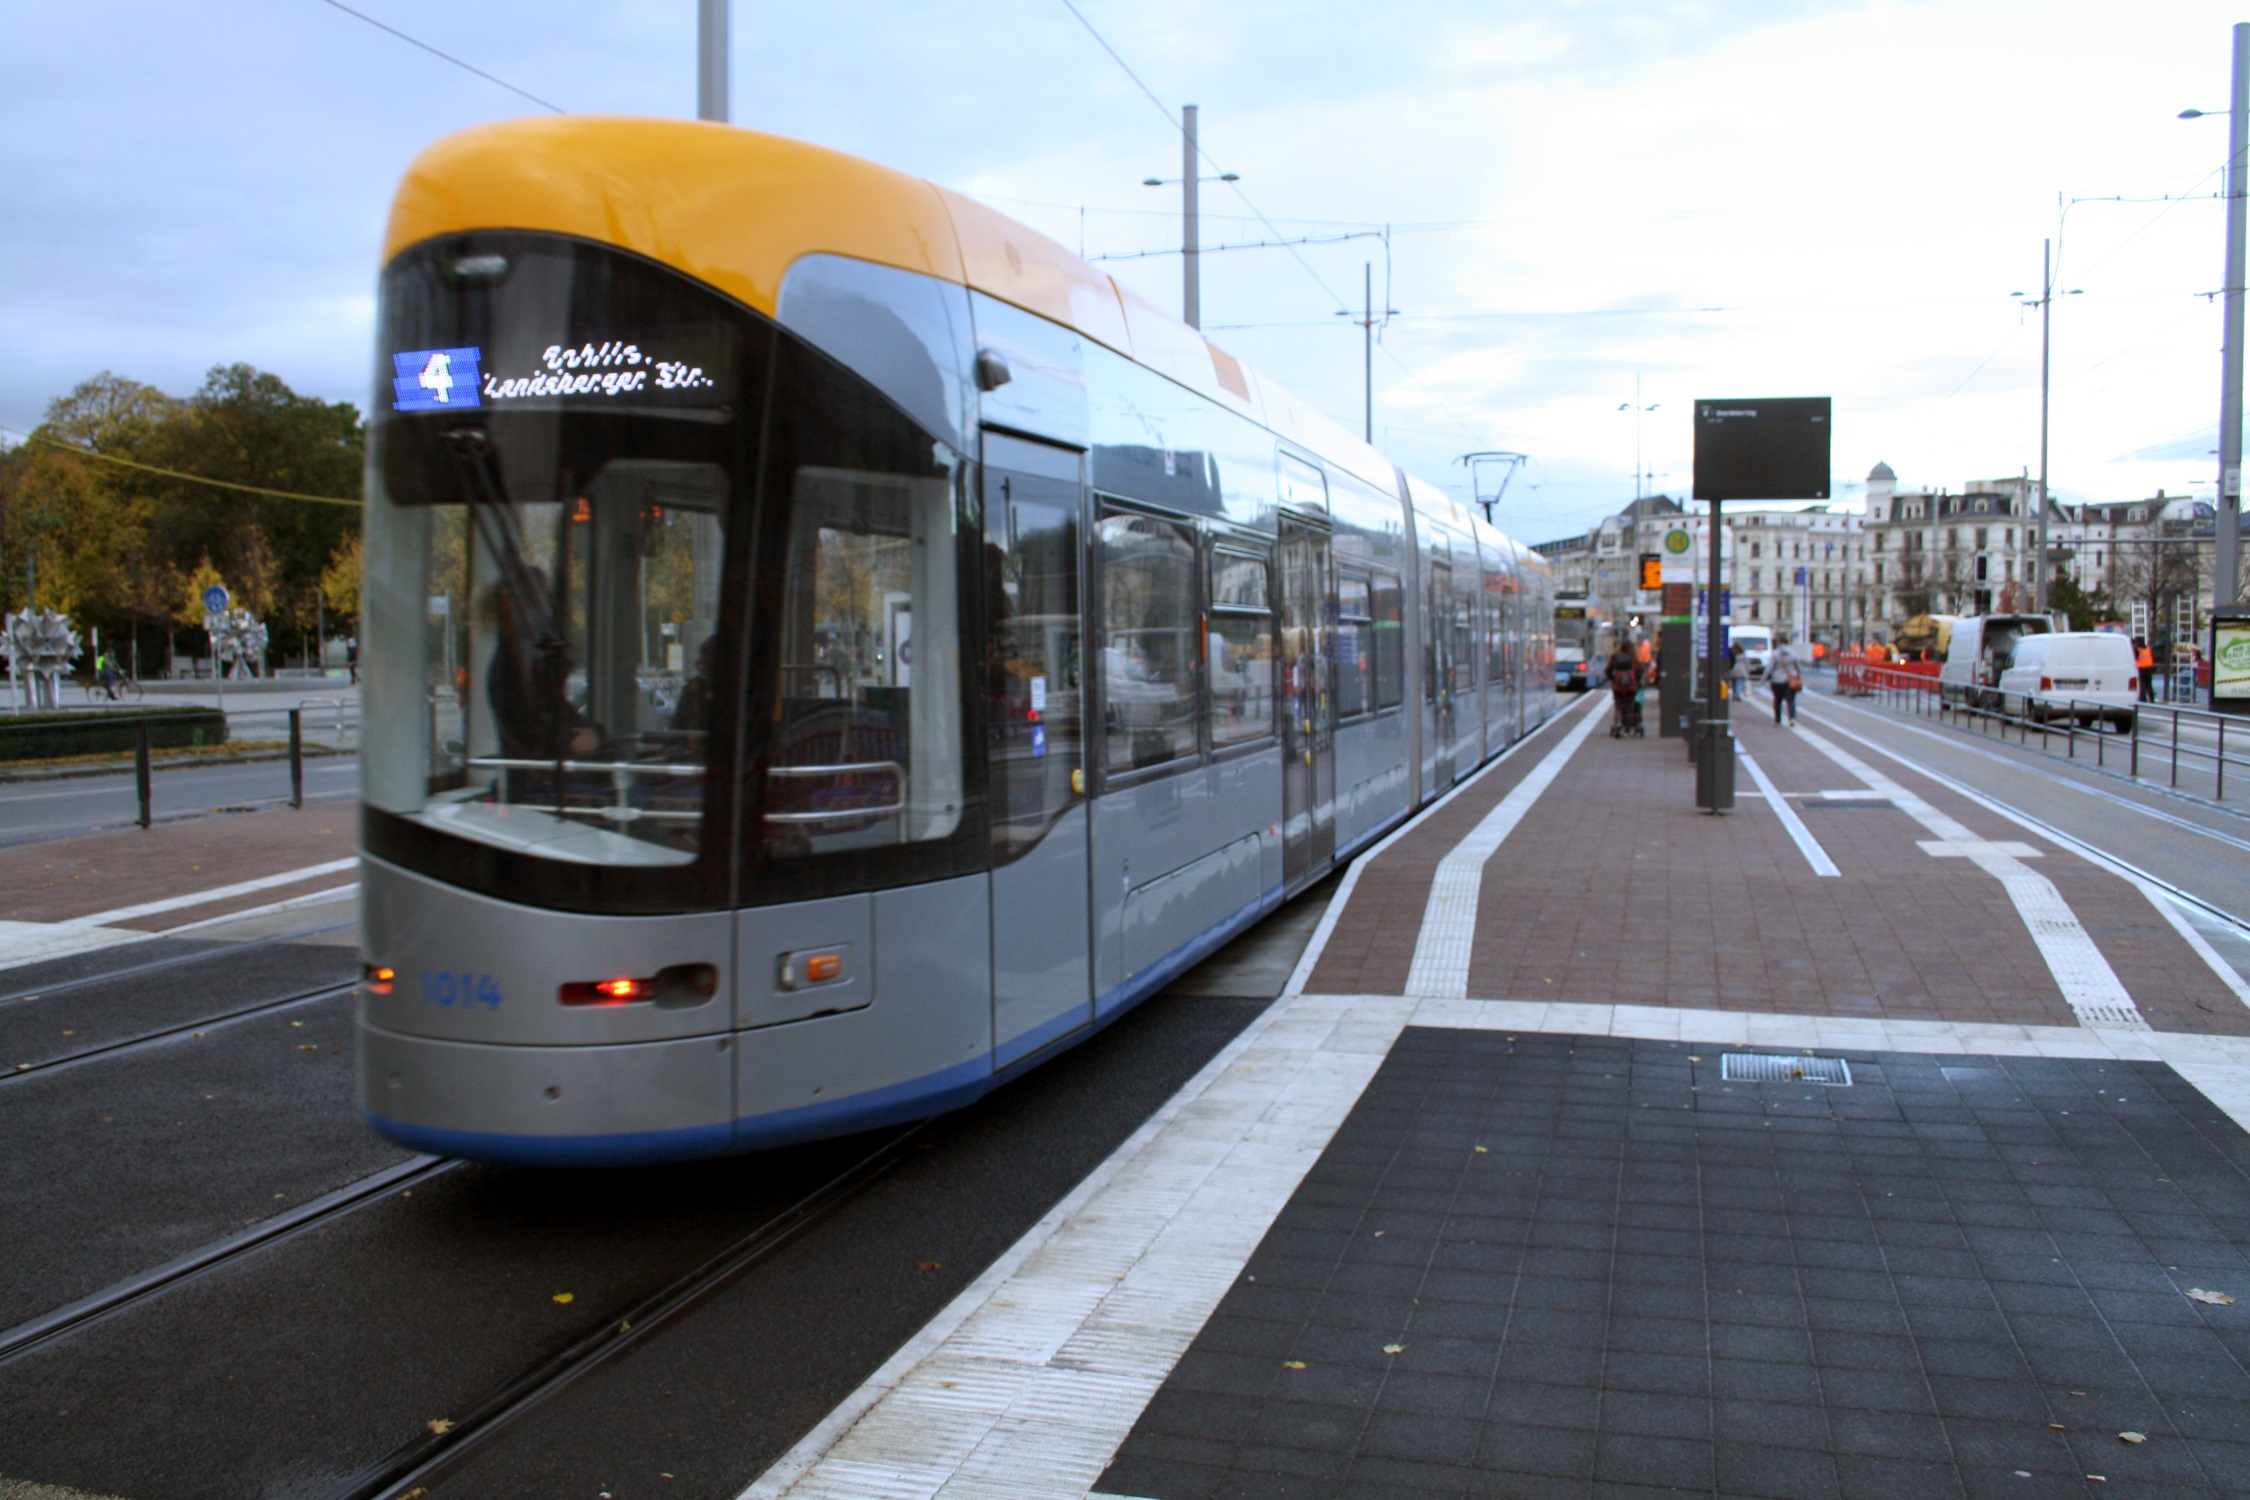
[1721,1053,1852,1086]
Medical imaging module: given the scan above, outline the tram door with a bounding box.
[1427,557,1456,792]
[983,436,1093,1066]
[1278,516,1335,887]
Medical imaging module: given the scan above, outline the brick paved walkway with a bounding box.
[1309,702,2249,1037]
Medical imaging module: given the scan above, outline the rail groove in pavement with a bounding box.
[0,1155,454,1364]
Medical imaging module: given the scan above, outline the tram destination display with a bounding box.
[1692,397,1831,501]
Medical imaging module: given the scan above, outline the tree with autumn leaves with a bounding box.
[0,366,363,673]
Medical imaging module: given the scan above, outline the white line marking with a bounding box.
[742,700,1603,1500]
[1737,749,1840,877]
[1392,994,2250,1136]
[62,857,357,928]
[159,883,357,937]
[1404,704,1609,996]
[2132,883,2250,1012]
[1279,693,1610,1002]
[1818,691,2250,854]
[1802,706,2250,1012]
[1795,727,2146,1031]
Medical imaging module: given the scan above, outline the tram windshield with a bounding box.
[363,233,974,912]
[362,235,747,876]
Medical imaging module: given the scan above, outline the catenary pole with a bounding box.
[1182,105,1200,329]
[2218,23,2249,609]
[697,0,729,123]
[2036,238,2051,616]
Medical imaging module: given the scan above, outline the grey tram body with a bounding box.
[359,250,1559,1165]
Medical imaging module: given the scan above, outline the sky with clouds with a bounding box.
[3,0,2246,543]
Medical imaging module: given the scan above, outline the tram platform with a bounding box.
[0,803,358,969]
[750,692,2250,1500]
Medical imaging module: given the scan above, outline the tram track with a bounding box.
[1,976,356,1082]
[0,913,356,1010]
[324,1122,927,1500]
[0,1154,453,1365]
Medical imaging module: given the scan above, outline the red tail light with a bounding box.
[559,964,719,1007]
[2039,676,2052,691]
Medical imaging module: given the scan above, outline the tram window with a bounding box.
[988,474,1082,864]
[1098,510,1199,773]
[763,465,962,857]
[1335,572,1373,719]
[1453,580,1477,697]
[1371,570,1404,710]
[1209,547,1275,748]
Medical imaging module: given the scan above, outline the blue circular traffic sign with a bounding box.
[203,585,230,613]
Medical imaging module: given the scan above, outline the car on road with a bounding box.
[1940,613,2054,710]
[1555,644,1592,692]
[1998,632,2137,730]
[1730,624,1775,679]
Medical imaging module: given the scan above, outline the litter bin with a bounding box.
[1697,721,1736,812]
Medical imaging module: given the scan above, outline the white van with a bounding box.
[1998,633,2138,729]
[1939,614,2054,710]
[1730,624,1775,679]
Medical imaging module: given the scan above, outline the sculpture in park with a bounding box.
[2,608,80,712]
[204,608,269,680]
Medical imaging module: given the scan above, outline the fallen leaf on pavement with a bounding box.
[1382,1344,1406,1355]
[2118,1432,2146,1445]
[297,1044,318,1051]
[2186,1288,2235,1305]
[426,1419,453,1436]
[552,1292,574,1304]
[917,1261,941,1271]
[1283,1360,1307,1370]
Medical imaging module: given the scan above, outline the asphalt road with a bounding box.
[0,756,360,848]
[0,873,1335,1500]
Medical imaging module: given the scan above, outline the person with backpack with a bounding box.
[1768,639,1803,726]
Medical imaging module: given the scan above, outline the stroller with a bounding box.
[1607,658,1645,738]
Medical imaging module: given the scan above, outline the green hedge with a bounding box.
[0,707,230,762]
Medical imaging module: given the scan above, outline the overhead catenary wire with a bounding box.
[1054,0,1349,314]
[1,426,361,508]
[311,0,565,115]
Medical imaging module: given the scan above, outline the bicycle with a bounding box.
[83,674,146,704]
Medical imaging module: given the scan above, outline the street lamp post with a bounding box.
[1142,106,1238,331]
[2014,251,2081,617]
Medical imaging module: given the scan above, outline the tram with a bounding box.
[356,117,1560,1164]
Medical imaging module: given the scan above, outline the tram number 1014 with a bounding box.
[421,970,504,1010]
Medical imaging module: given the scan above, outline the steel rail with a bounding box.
[324,1121,931,1500]
[1,979,356,1083]
[0,1156,453,1363]
[1801,704,2250,938]
[0,916,357,1009]
[1817,693,2250,857]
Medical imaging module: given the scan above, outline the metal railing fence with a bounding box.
[1843,663,2247,804]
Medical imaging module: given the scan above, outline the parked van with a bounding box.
[1730,624,1775,679]
[1939,614,2054,710]
[1998,633,2138,729]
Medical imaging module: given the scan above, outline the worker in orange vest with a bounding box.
[2135,637,2155,701]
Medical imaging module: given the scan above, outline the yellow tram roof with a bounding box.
[383,115,1401,495]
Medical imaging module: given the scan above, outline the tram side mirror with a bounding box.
[974,348,1013,392]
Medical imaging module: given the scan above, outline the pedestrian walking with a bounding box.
[1768,639,1803,726]
[2134,637,2154,702]
[1727,643,1749,704]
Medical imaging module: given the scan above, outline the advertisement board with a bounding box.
[2214,608,2250,713]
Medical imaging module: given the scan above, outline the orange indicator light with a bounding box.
[365,964,395,995]
[804,953,843,984]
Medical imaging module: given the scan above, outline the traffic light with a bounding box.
[1639,553,1662,590]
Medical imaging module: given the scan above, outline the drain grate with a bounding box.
[1721,1053,1852,1086]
